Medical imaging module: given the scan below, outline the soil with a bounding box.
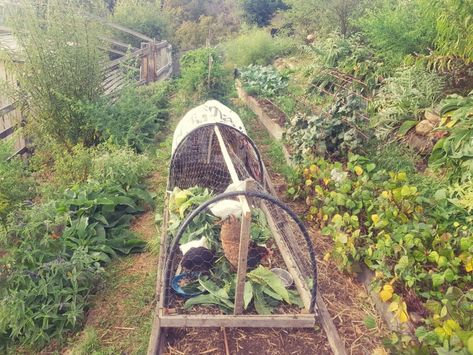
[256,98,287,127]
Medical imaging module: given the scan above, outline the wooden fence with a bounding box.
[0,23,172,157]
[0,26,27,156]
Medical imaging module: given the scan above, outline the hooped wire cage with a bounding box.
[149,101,320,354]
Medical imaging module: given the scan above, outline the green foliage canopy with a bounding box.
[239,0,287,27]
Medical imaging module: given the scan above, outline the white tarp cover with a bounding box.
[172,100,247,153]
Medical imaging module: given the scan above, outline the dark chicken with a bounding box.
[247,244,270,268]
[181,247,216,272]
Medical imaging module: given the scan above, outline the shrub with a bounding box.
[432,0,473,63]
[285,93,368,161]
[224,28,295,67]
[239,0,287,27]
[289,155,473,353]
[0,141,33,221]
[372,64,445,139]
[305,33,387,92]
[35,143,154,198]
[86,81,172,152]
[90,146,153,188]
[429,92,473,179]
[9,0,105,147]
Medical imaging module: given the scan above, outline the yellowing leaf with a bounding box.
[305,179,313,186]
[354,165,363,176]
[379,284,394,302]
[398,308,409,323]
[381,191,390,199]
[397,172,407,181]
[323,178,330,185]
[371,214,380,224]
[323,214,328,221]
[388,301,399,312]
[310,164,318,173]
[443,319,460,334]
[323,252,331,262]
[379,290,393,302]
[465,258,473,272]
[332,214,343,224]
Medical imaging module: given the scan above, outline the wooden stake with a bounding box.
[234,200,251,314]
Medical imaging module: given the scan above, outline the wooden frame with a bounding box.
[148,122,348,355]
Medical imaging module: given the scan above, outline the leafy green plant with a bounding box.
[0,140,33,221]
[85,81,172,152]
[89,146,153,188]
[431,0,473,63]
[305,32,385,92]
[372,64,445,139]
[239,65,288,98]
[33,143,153,197]
[0,180,151,347]
[288,154,473,353]
[356,0,436,66]
[285,93,368,161]
[183,266,302,314]
[429,92,473,178]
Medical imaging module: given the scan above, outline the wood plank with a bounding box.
[147,196,170,355]
[234,195,252,314]
[260,202,312,311]
[159,314,317,328]
[0,102,17,117]
[0,125,13,139]
[98,46,127,57]
[104,47,145,70]
[315,293,348,355]
[106,21,153,42]
[98,36,137,51]
[214,125,240,182]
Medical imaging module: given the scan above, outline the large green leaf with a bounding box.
[253,285,272,315]
[244,281,253,310]
[248,266,290,303]
[398,120,418,136]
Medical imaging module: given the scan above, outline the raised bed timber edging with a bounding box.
[236,80,414,336]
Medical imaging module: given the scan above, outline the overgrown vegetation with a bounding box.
[224,28,294,67]
[1,0,473,353]
[8,0,105,147]
[232,0,473,353]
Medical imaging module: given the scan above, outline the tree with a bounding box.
[281,0,365,36]
[240,0,287,27]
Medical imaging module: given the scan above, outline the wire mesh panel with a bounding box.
[168,100,263,194]
[161,189,317,317]
[168,123,264,193]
